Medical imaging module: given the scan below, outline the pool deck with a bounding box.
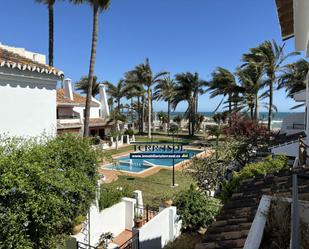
[99,147,213,179]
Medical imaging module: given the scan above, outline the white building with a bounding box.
[271,0,309,157]
[57,78,112,138]
[0,44,63,137]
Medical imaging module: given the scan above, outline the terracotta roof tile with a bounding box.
[89,118,113,127]
[0,47,63,77]
[197,167,309,249]
[57,89,100,107]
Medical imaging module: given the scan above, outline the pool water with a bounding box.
[106,149,201,173]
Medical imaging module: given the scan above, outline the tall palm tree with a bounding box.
[242,40,299,131]
[36,0,56,66]
[207,67,237,126]
[172,72,206,136]
[153,77,176,130]
[237,64,263,120]
[123,81,144,130]
[104,80,125,110]
[278,59,309,98]
[125,59,168,138]
[75,76,101,97]
[71,0,111,137]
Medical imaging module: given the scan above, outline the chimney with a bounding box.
[63,78,74,101]
[99,84,110,118]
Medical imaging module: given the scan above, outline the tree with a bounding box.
[154,76,176,130]
[157,111,168,124]
[174,185,221,231]
[104,80,125,110]
[36,0,56,66]
[124,76,147,134]
[237,64,263,120]
[207,67,237,126]
[0,134,100,248]
[125,59,168,138]
[71,0,111,137]
[242,40,299,131]
[108,107,126,150]
[172,72,206,136]
[75,75,101,97]
[278,59,309,99]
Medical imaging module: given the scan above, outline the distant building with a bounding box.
[57,79,112,138]
[0,43,63,137]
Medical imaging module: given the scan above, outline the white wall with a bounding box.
[73,198,136,247]
[135,206,181,249]
[271,141,299,157]
[73,106,100,120]
[0,67,58,137]
[280,112,305,135]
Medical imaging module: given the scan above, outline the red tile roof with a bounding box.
[0,47,64,77]
[57,89,100,107]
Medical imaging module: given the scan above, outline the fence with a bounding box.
[76,241,97,249]
[119,232,140,249]
[135,205,159,223]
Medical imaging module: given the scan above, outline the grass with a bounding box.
[107,169,196,207]
[104,145,134,156]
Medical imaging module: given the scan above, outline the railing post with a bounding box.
[291,174,300,249]
[146,205,149,222]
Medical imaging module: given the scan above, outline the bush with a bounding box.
[174,185,221,231]
[0,134,101,248]
[220,155,289,202]
[99,184,132,210]
[124,129,134,136]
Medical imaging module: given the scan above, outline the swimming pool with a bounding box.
[106,149,202,173]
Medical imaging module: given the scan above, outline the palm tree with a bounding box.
[278,59,309,98]
[36,0,56,66]
[242,40,299,131]
[172,72,206,136]
[237,64,263,120]
[125,59,168,138]
[75,76,101,97]
[71,0,111,137]
[207,67,237,126]
[123,81,145,132]
[108,107,126,150]
[154,77,176,130]
[104,80,125,110]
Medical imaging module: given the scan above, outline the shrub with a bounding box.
[0,134,101,248]
[220,155,289,202]
[174,185,221,231]
[99,184,132,210]
[124,129,134,136]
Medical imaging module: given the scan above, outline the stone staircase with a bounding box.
[196,167,309,249]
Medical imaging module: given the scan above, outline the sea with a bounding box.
[167,112,301,129]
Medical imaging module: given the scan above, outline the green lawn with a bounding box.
[104,145,134,156]
[107,169,196,207]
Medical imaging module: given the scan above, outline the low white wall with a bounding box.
[135,206,181,249]
[73,198,136,247]
[271,141,299,157]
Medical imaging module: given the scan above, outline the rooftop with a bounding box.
[0,46,63,77]
[275,0,294,40]
[57,89,100,107]
[198,166,309,249]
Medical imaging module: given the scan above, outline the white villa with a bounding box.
[57,78,112,138]
[0,43,63,137]
[0,43,114,139]
[271,0,309,158]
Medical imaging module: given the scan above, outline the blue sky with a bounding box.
[0,0,305,112]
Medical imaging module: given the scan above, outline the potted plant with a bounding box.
[72,215,86,235]
[97,232,114,249]
[134,214,144,228]
[161,195,173,208]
